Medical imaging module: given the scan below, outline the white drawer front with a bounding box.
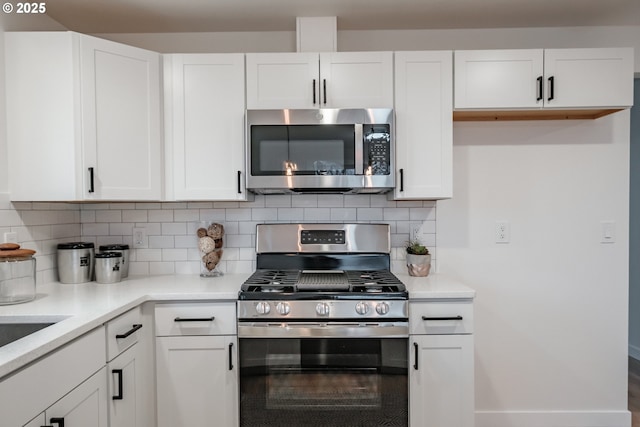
[410,301,473,335]
[106,305,143,361]
[155,302,236,336]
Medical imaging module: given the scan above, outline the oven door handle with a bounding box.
[238,321,409,338]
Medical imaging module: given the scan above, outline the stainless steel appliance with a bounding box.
[238,223,408,427]
[246,109,394,194]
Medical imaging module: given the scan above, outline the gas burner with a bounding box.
[261,286,286,293]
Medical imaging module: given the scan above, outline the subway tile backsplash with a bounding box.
[0,194,437,283]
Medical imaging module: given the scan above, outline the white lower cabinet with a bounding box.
[410,335,474,427]
[105,306,154,427]
[23,366,108,427]
[156,335,238,427]
[46,367,109,427]
[409,301,474,427]
[154,302,238,427]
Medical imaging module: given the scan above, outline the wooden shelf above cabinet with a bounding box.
[453,108,624,122]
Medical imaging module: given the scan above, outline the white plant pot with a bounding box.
[406,253,431,277]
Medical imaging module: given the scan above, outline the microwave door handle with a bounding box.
[355,124,364,175]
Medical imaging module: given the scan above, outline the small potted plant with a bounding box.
[405,240,431,277]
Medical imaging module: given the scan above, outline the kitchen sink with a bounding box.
[0,316,68,348]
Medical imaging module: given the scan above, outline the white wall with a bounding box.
[438,113,630,425]
[629,81,640,361]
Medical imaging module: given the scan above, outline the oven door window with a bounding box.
[239,338,408,427]
[250,125,356,176]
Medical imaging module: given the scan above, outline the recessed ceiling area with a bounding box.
[44,0,640,33]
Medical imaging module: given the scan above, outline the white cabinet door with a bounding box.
[394,51,453,200]
[108,344,147,427]
[319,52,393,108]
[410,335,474,427]
[5,32,162,201]
[543,48,634,108]
[46,367,109,427]
[80,35,162,200]
[156,335,238,427]
[246,52,393,109]
[246,53,319,109]
[165,54,249,200]
[23,414,45,427]
[454,49,544,109]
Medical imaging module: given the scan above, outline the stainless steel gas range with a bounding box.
[237,223,408,427]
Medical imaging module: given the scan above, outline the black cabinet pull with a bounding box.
[421,315,463,321]
[88,167,95,193]
[50,418,64,427]
[312,79,317,104]
[237,170,242,194]
[399,168,404,192]
[547,76,555,101]
[228,342,234,370]
[174,316,215,322]
[112,369,124,400]
[413,342,419,370]
[536,76,543,101]
[115,324,142,339]
[322,79,327,104]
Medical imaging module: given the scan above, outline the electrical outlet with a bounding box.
[495,221,510,243]
[3,231,17,243]
[132,227,148,249]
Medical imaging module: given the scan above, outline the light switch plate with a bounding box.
[600,220,616,243]
[3,231,17,243]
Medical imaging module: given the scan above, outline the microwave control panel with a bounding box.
[363,125,391,175]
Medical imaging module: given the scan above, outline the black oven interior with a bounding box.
[239,337,408,427]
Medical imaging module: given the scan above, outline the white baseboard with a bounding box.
[476,410,631,427]
[630,343,640,361]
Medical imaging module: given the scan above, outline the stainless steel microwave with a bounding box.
[246,108,394,194]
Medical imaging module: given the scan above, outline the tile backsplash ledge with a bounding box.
[1,194,437,282]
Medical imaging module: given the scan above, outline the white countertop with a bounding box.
[0,272,474,379]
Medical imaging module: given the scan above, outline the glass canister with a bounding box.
[0,256,36,305]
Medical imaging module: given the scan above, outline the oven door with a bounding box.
[239,323,408,427]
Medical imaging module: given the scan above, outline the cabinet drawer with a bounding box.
[106,306,143,361]
[155,302,236,336]
[410,301,473,335]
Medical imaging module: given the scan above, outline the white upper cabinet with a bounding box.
[393,51,453,200]
[5,32,162,201]
[543,48,634,108]
[246,52,393,109]
[454,49,543,109]
[454,48,633,110]
[164,54,251,201]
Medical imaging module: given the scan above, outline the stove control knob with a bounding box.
[376,302,390,315]
[255,301,271,315]
[355,301,370,315]
[316,302,330,316]
[276,302,291,315]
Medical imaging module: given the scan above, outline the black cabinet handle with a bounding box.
[312,79,317,104]
[399,168,404,192]
[174,316,215,322]
[50,418,64,427]
[421,315,463,321]
[547,76,555,101]
[115,324,142,339]
[112,369,124,400]
[88,167,95,193]
[413,342,419,370]
[237,170,242,194]
[228,342,234,370]
[322,79,327,104]
[536,76,543,101]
